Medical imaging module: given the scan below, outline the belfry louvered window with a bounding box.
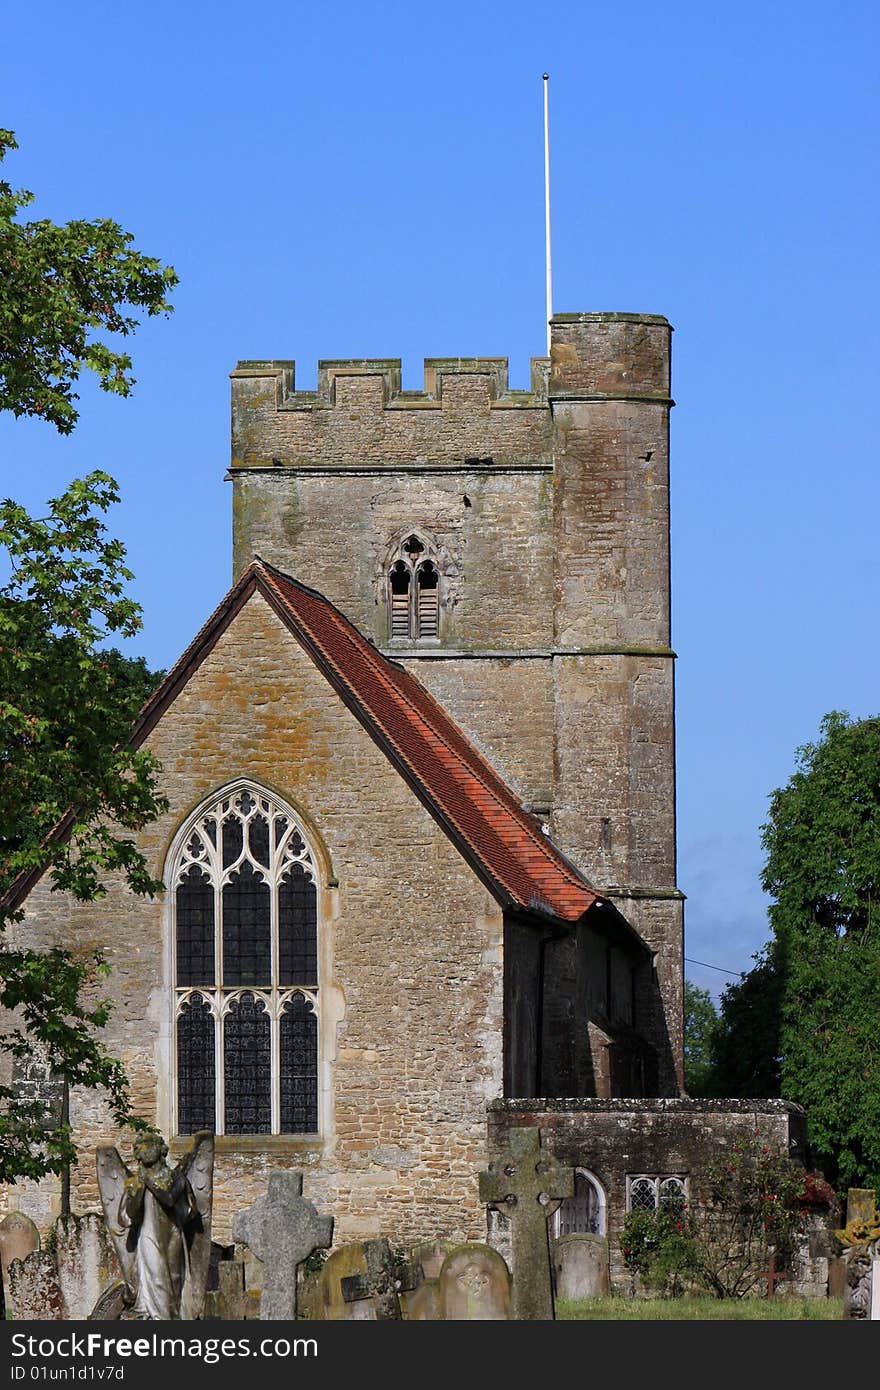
[173,785,319,1136]
[387,535,441,641]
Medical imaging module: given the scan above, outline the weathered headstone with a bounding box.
[403,1278,443,1321]
[203,1260,260,1320]
[0,1212,40,1288]
[438,1244,511,1320]
[340,1240,416,1320]
[410,1239,455,1282]
[315,1239,405,1320]
[232,1171,332,1321]
[553,1233,610,1301]
[479,1127,574,1320]
[6,1250,66,1321]
[5,1213,122,1321]
[55,1213,122,1320]
[835,1187,880,1319]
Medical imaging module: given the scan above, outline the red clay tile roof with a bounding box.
[135,558,605,925]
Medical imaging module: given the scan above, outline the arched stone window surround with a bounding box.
[384,531,442,643]
[164,780,332,1139]
[551,1168,607,1238]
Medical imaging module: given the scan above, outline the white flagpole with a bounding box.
[543,72,553,358]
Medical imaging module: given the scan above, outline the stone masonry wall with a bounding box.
[4,592,505,1248]
[489,1098,812,1291]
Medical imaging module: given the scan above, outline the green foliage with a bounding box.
[0,132,175,1183]
[0,130,177,433]
[709,951,783,1098]
[760,712,880,1191]
[683,981,719,1096]
[688,1131,807,1299]
[0,473,168,1182]
[622,1205,695,1297]
[622,1132,810,1301]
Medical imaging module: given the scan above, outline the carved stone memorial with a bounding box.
[479,1127,574,1320]
[96,1130,214,1320]
[232,1171,333,1321]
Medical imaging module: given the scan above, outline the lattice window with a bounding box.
[386,534,442,642]
[626,1175,689,1213]
[173,785,320,1136]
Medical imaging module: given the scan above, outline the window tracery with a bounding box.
[172,786,319,1136]
[386,534,441,641]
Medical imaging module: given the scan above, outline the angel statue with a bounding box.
[95,1130,214,1320]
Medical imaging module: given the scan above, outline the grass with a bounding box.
[556,1295,842,1320]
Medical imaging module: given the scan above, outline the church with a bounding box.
[5,312,810,1281]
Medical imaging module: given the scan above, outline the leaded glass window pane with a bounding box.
[280,995,318,1134]
[249,814,270,867]
[173,786,321,1137]
[222,816,243,869]
[222,862,270,985]
[177,994,215,1133]
[176,867,215,986]
[224,993,271,1133]
[659,1177,687,1210]
[279,865,318,986]
[629,1178,657,1211]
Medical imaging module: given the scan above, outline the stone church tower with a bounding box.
[229,311,683,1094]
[5,309,734,1262]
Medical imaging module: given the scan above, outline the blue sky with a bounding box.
[2,1,877,998]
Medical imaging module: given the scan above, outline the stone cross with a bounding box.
[339,1238,417,1320]
[479,1127,574,1320]
[232,1171,333,1321]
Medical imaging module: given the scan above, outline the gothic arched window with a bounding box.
[386,535,441,642]
[172,785,319,1136]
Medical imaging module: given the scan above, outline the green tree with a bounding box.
[708,952,783,1099]
[760,711,880,1191]
[1,130,177,432]
[683,981,720,1096]
[0,131,176,1183]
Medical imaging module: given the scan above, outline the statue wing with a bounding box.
[96,1146,137,1289]
[179,1130,214,1320]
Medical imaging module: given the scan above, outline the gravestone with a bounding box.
[437,1244,511,1320]
[6,1250,65,1321]
[398,1240,455,1318]
[835,1187,880,1320]
[232,1171,333,1321]
[203,1260,260,1320]
[479,1127,574,1320]
[316,1239,405,1320]
[411,1239,455,1281]
[56,1213,122,1320]
[6,1213,122,1320]
[403,1278,443,1321]
[0,1212,40,1288]
[553,1233,611,1301]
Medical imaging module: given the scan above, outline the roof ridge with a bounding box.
[255,560,594,899]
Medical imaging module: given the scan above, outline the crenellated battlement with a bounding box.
[230,356,554,471]
[229,315,671,471]
[231,356,551,414]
